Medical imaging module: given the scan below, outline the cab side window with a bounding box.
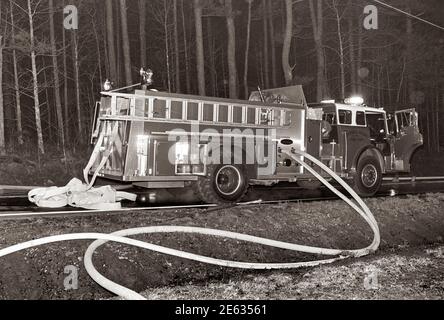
[338,110,352,125]
[322,112,336,125]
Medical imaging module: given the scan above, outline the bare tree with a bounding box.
[0,34,5,155]
[267,0,277,88]
[62,0,70,144]
[163,0,172,92]
[348,17,357,94]
[332,0,345,99]
[193,0,206,96]
[48,0,66,153]
[106,0,117,81]
[243,0,253,99]
[282,0,293,85]
[262,0,269,89]
[224,0,238,99]
[357,12,363,94]
[9,0,23,146]
[173,0,181,93]
[139,0,147,67]
[309,0,327,101]
[181,0,192,93]
[27,0,45,154]
[120,0,133,87]
[71,30,82,136]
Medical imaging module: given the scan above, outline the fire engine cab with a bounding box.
[90,77,423,204]
[309,98,423,196]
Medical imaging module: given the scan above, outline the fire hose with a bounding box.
[0,150,380,300]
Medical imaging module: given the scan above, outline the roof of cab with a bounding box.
[309,102,386,114]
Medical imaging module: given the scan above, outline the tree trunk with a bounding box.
[139,0,147,67]
[181,0,191,93]
[206,18,216,96]
[0,36,5,155]
[27,0,45,154]
[106,0,117,82]
[267,0,277,88]
[225,0,238,99]
[9,0,23,146]
[193,0,206,96]
[49,0,66,153]
[357,14,363,94]
[262,0,269,89]
[91,8,103,86]
[43,62,52,142]
[406,12,414,98]
[71,31,82,136]
[333,0,345,99]
[349,17,357,94]
[282,0,293,86]
[309,0,327,101]
[62,0,70,145]
[173,0,181,93]
[120,0,133,87]
[243,0,253,99]
[163,0,172,92]
[115,3,121,83]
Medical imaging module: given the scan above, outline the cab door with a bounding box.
[392,109,423,172]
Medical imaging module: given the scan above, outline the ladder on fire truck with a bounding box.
[93,90,299,130]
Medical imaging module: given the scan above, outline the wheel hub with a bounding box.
[361,164,378,188]
[215,166,242,196]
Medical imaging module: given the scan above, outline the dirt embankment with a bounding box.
[0,152,86,187]
[0,194,443,300]
[411,150,444,177]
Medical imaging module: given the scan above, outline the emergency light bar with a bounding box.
[344,96,364,105]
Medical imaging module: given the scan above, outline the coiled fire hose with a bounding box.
[0,150,380,300]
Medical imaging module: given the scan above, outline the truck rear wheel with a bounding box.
[353,156,382,197]
[195,164,249,204]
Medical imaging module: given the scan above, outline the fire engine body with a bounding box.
[90,85,423,203]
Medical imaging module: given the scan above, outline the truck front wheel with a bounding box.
[353,156,382,197]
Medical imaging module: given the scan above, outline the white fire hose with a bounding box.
[0,150,380,300]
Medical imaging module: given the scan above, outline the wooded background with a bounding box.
[0,0,442,157]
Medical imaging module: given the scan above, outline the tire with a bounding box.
[353,156,382,197]
[195,164,249,204]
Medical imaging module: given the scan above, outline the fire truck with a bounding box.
[90,76,423,204]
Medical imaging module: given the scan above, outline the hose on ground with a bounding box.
[0,150,380,300]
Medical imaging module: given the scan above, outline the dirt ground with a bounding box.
[141,245,444,300]
[0,193,443,300]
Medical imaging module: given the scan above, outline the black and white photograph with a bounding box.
[0,0,443,307]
